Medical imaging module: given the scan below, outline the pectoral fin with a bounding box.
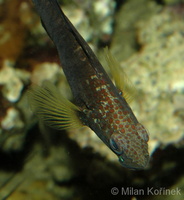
[27,81,83,130]
[104,47,136,103]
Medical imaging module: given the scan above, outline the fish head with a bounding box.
[109,123,149,170]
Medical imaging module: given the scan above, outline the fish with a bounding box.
[29,0,149,170]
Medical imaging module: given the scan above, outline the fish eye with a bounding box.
[110,138,122,154]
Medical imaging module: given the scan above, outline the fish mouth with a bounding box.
[118,155,149,170]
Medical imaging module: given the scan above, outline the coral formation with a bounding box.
[120,6,184,148]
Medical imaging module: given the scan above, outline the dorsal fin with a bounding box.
[104,47,136,103]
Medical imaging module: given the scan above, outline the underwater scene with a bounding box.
[0,0,184,199]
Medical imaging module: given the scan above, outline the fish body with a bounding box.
[30,0,149,169]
